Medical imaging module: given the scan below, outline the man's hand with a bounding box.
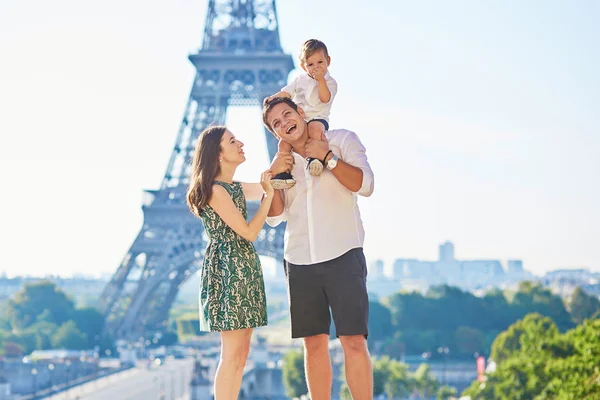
[270,151,295,175]
[305,135,329,161]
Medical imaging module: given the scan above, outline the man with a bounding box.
[262,97,374,400]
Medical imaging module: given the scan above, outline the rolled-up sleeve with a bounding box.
[324,77,338,105]
[340,131,374,197]
[266,210,287,227]
[266,190,289,226]
[281,76,298,97]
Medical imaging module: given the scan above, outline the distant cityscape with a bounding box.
[366,241,600,300]
[1,241,598,304]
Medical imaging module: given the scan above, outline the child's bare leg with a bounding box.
[278,139,293,158]
[306,120,326,176]
[308,120,326,141]
[271,138,296,189]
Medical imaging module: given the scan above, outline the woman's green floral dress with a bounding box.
[198,181,267,331]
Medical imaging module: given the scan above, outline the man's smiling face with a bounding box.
[267,102,307,144]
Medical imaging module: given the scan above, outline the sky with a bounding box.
[0,0,598,278]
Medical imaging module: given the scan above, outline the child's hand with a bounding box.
[263,95,274,106]
[311,67,326,82]
[305,138,329,161]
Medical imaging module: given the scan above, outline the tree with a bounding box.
[569,287,600,324]
[384,360,413,400]
[339,383,352,400]
[368,301,394,341]
[51,321,88,350]
[71,307,105,348]
[28,321,58,350]
[511,282,573,330]
[7,281,75,330]
[281,349,307,398]
[463,317,600,399]
[437,385,457,399]
[490,313,557,363]
[373,356,393,396]
[454,326,484,356]
[414,363,440,398]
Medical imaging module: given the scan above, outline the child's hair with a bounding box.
[300,39,329,63]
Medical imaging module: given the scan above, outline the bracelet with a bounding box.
[322,150,332,165]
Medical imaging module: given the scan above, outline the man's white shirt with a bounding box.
[282,72,338,122]
[266,129,374,265]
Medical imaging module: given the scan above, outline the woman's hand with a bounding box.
[260,170,274,196]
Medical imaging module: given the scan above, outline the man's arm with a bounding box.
[265,152,293,226]
[325,156,364,192]
[305,131,374,196]
[268,190,285,217]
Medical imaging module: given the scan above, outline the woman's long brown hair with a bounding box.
[186,126,227,217]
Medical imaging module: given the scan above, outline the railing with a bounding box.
[16,365,134,400]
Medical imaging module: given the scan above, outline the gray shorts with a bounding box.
[284,248,369,339]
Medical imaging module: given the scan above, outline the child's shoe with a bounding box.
[271,171,296,189]
[307,158,324,176]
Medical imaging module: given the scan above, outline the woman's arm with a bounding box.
[241,182,265,202]
[209,171,274,242]
[268,189,285,217]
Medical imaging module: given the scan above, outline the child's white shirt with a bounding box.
[281,71,338,122]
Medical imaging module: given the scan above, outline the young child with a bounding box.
[264,39,338,189]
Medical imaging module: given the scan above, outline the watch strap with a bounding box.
[322,150,333,165]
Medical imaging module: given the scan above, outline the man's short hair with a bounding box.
[300,39,329,63]
[262,97,300,133]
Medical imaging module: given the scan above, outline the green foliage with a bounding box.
[281,348,308,398]
[414,363,440,398]
[368,301,394,341]
[6,280,75,330]
[463,316,600,399]
[490,313,557,363]
[437,385,457,400]
[371,357,461,400]
[71,307,105,348]
[372,357,445,399]
[339,383,352,400]
[0,281,108,354]
[51,321,88,350]
[377,282,579,359]
[454,326,484,355]
[569,287,600,324]
[384,359,413,399]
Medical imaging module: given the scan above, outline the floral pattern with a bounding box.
[198,181,267,331]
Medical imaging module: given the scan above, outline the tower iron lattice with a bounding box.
[99,0,293,339]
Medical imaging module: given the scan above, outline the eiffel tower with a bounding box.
[99,0,293,340]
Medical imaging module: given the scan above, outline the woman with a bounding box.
[186,125,274,399]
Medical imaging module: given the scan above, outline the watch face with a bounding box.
[328,156,338,169]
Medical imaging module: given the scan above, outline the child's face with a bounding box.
[301,49,331,79]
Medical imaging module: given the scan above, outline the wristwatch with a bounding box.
[326,154,339,170]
